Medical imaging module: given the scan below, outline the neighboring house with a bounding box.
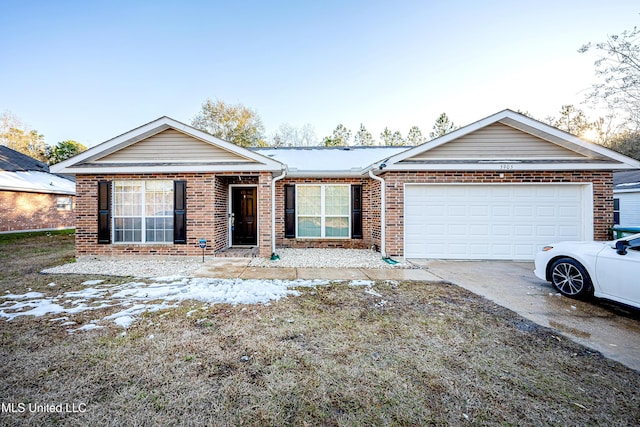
[51,110,640,261]
[613,170,640,227]
[0,146,75,233]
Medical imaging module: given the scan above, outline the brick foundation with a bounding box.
[0,190,75,232]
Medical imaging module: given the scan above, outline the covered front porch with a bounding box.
[210,173,273,258]
[214,246,260,257]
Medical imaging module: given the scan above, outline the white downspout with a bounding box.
[271,169,287,256]
[368,169,387,258]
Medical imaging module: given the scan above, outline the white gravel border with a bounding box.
[42,249,411,277]
[42,258,204,278]
[249,248,411,269]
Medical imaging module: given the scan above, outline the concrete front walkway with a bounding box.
[192,258,443,282]
[410,259,640,372]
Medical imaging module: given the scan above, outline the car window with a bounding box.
[628,237,640,251]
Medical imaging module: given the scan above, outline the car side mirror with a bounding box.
[616,240,629,256]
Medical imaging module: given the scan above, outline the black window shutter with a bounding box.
[174,180,187,244]
[97,181,111,244]
[351,185,363,239]
[284,184,295,238]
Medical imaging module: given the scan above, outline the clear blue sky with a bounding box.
[1,0,638,147]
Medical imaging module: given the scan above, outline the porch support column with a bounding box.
[257,172,273,257]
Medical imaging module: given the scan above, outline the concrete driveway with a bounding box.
[409,259,640,372]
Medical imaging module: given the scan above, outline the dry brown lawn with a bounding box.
[0,231,639,426]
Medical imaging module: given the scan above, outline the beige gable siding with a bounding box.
[93,129,256,163]
[408,122,588,160]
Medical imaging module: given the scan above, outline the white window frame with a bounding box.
[56,196,73,211]
[295,184,351,239]
[112,180,174,244]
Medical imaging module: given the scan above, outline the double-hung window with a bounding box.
[296,184,350,238]
[113,180,173,243]
[56,196,73,211]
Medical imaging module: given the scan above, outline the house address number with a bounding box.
[499,164,515,170]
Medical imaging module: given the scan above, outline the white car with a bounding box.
[534,233,640,309]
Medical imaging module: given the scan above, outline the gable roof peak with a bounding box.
[373,109,640,171]
[50,115,283,174]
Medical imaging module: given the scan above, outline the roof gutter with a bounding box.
[285,170,365,178]
[271,168,287,258]
[368,169,387,258]
[0,186,75,195]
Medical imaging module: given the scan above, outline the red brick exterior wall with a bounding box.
[380,170,613,257]
[258,173,273,256]
[73,169,613,259]
[75,173,273,258]
[274,177,376,249]
[0,190,75,232]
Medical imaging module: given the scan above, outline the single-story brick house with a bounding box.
[0,146,75,233]
[51,110,640,260]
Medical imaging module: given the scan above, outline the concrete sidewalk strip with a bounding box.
[296,268,369,280]
[192,266,246,278]
[192,258,250,278]
[190,258,448,281]
[241,267,297,280]
[204,258,252,267]
[362,268,445,282]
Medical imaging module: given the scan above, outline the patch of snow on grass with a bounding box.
[365,288,383,298]
[153,275,187,282]
[349,280,375,287]
[1,300,66,319]
[113,315,135,328]
[1,278,333,330]
[74,323,104,332]
[1,292,45,299]
[81,279,105,286]
[65,288,109,299]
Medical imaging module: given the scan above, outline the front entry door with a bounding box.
[231,187,257,246]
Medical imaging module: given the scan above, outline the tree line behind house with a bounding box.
[191,99,459,148]
[0,112,87,165]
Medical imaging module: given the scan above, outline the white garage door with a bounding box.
[404,184,591,260]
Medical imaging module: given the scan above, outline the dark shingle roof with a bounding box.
[0,145,49,172]
[614,170,640,191]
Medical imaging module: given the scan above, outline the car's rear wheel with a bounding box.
[549,258,593,299]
